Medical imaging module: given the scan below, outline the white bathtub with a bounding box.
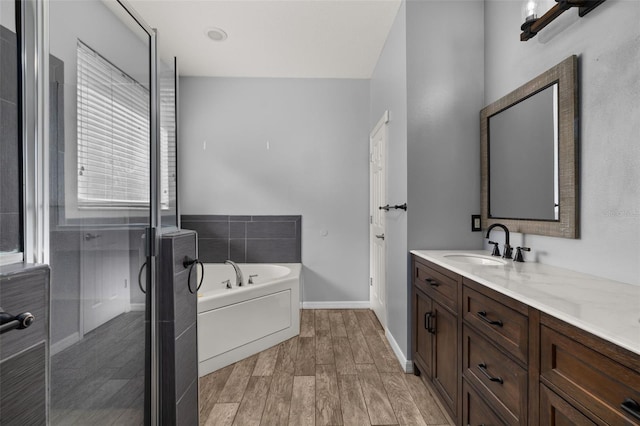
[197,263,301,376]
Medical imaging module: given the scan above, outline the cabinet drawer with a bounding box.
[415,261,458,310]
[463,325,527,425]
[540,325,640,425]
[462,379,506,426]
[462,282,528,364]
[0,266,49,360]
[540,384,597,426]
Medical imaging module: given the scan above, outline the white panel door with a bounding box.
[370,112,388,328]
[81,232,129,334]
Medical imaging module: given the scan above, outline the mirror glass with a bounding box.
[488,83,558,221]
[481,55,578,239]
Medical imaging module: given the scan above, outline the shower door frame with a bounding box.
[20,0,164,423]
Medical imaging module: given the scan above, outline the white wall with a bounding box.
[179,77,371,303]
[369,1,409,361]
[485,0,640,285]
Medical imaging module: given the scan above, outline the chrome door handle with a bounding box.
[375,234,385,240]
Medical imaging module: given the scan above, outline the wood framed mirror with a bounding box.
[481,55,578,238]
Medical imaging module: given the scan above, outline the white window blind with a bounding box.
[77,41,151,208]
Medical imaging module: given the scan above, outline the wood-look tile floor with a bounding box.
[50,312,145,425]
[199,309,454,426]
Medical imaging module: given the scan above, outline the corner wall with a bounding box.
[405,0,485,360]
[484,0,640,285]
[179,77,371,304]
[406,0,485,253]
[369,0,485,364]
[369,0,409,364]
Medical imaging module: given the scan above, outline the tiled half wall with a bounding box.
[181,215,301,263]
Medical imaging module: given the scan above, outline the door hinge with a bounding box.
[145,227,156,257]
[370,215,373,224]
[370,277,373,286]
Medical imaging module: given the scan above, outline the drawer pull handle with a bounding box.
[477,311,503,327]
[621,398,640,421]
[425,278,439,287]
[477,363,503,384]
[424,311,436,334]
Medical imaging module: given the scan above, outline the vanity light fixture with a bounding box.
[205,27,228,42]
[520,0,606,41]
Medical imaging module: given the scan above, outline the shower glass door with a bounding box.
[48,1,157,423]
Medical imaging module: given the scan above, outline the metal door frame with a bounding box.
[20,0,163,423]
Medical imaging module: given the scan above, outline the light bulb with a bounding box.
[521,0,540,23]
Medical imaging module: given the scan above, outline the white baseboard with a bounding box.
[50,332,80,356]
[385,328,413,374]
[301,301,370,309]
[130,303,146,312]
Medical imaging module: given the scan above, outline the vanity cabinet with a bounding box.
[461,279,530,425]
[412,257,460,419]
[539,313,640,426]
[410,252,640,426]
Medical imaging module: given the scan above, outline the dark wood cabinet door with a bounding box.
[414,289,433,379]
[432,299,457,413]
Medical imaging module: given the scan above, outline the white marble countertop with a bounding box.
[411,249,640,356]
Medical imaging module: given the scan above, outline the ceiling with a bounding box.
[127,0,402,79]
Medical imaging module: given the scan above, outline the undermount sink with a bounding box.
[442,253,507,266]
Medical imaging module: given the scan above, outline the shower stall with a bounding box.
[0,0,187,424]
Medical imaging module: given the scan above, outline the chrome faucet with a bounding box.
[485,223,513,259]
[225,260,244,287]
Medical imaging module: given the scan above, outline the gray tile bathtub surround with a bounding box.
[181,215,301,263]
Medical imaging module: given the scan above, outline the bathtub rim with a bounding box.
[197,262,301,314]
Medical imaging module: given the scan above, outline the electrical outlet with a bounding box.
[471,214,481,232]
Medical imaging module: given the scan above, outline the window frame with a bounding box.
[75,40,155,209]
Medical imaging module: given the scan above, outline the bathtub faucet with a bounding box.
[225,260,244,287]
